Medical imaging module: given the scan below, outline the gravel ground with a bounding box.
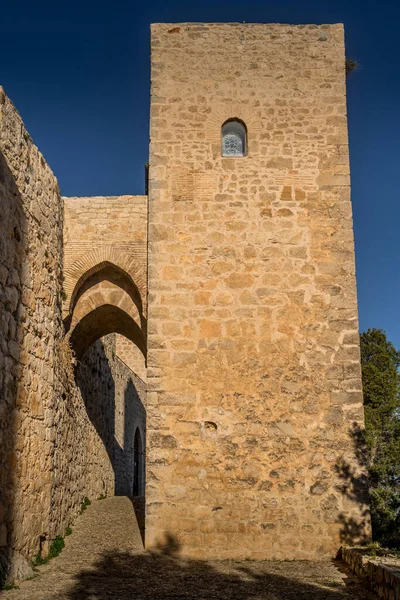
[2,497,377,600]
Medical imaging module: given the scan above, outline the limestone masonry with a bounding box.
[0,22,370,581]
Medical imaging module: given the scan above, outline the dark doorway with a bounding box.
[133,428,144,497]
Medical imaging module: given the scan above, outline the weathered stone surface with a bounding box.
[63,193,148,379]
[0,90,147,583]
[0,88,63,579]
[63,194,147,320]
[146,23,370,559]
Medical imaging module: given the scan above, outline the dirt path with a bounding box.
[2,496,377,599]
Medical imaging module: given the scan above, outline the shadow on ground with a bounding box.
[66,540,376,600]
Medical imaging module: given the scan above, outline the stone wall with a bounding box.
[63,194,148,378]
[116,336,147,382]
[146,23,370,559]
[51,334,146,541]
[60,191,149,520]
[63,194,147,316]
[0,90,147,583]
[0,87,64,580]
[341,546,400,600]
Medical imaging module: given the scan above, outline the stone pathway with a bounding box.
[3,496,377,599]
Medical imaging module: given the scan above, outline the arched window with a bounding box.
[221,119,247,157]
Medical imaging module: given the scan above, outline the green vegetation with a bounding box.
[361,540,400,559]
[360,329,400,548]
[33,551,47,566]
[80,496,91,513]
[2,582,19,591]
[48,536,65,559]
[97,494,106,500]
[32,526,72,567]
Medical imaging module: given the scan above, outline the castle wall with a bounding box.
[0,90,146,582]
[147,23,370,559]
[61,192,149,504]
[0,87,64,579]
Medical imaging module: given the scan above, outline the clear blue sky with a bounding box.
[1,0,399,346]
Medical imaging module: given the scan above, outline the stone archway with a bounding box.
[62,197,148,526]
[63,246,147,320]
[64,260,147,361]
[65,260,145,321]
[70,304,146,360]
[62,235,148,503]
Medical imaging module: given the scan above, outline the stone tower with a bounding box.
[146,23,369,559]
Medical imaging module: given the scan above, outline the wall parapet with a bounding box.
[341,546,400,600]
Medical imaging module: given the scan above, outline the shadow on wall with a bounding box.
[0,151,26,583]
[335,422,371,545]
[76,340,146,498]
[65,538,376,600]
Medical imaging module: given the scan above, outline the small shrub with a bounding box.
[80,497,91,513]
[48,536,64,559]
[361,540,400,559]
[32,534,66,567]
[3,583,19,591]
[33,551,47,566]
[65,526,72,536]
[98,494,106,500]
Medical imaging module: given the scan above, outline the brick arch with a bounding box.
[63,246,146,318]
[69,304,146,360]
[66,263,145,329]
[204,104,262,143]
[69,283,142,333]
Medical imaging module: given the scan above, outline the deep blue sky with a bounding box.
[1,0,399,346]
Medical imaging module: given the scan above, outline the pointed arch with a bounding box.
[69,283,142,332]
[63,247,146,317]
[65,262,145,326]
[69,304,146,360]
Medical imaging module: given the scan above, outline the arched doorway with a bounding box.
[133,427,144,497]
[63,256,147,501]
